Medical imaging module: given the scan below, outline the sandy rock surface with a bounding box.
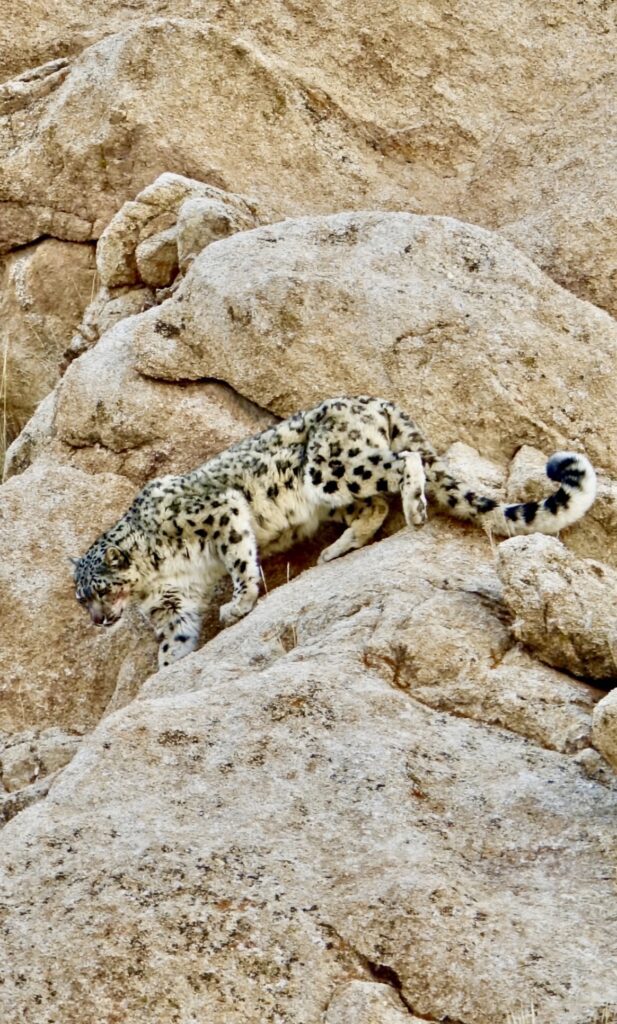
[593,689,617,773]
[0,239,95,443]
[497,535,617,683]
[1,4,617,1018]
[0,529,614,1024]
[0,726,81,792]
[66,282,156,360]
[1,2,615,314]
[0,18,401,253]
[5,319,275,485]
[54,320,275,483]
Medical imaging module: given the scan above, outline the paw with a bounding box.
[219,600,250,626]
[318,545,339,564]
[411,497,428,526]
[403,495,428,528]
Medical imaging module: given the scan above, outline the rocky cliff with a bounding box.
[0,4,616,1023]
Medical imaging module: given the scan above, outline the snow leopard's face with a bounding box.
[73,541,135,627]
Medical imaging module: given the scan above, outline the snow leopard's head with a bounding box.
[73,538,137,627]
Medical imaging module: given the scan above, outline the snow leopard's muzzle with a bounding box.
[88,600,124,627]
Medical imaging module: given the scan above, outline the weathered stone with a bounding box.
[2,388,57,480]
[574,745,616,786]
[0,239,95,444]
[497,534,617,682]
[0,529,613,1024]
[325,981,421,1024]
[53,317,275,483]
[135,227,179,287]
[443,440,505,499]
[65,283,156,360]
[0,768,60,827]
[0,726,81,791]
[0,21,401,253]
[95,172,261,288]
[0,56,71,110]
[364,591,599,755]
[1,5,615,312]
[0,457,157,734]
[592,689,617,773]
[468,80,617,317]
[176,195,257,271]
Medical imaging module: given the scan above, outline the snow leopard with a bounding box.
[73,395,597,667]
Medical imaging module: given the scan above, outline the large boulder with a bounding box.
[4,317,275,485]
[497,534,617,682]
[0,528,613,1024]
[55,318,274,484]
[132,212,617,475]
[0,458,156,735]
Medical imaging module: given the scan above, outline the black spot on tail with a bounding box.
[560,469,585,488]
[544,488,570,515]
[522,501,539,524]
[546,454,584,488]
[464,491,498,514]
[475,497,498,513]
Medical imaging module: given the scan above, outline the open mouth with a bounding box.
[91,611,123,627]
[101,612,123,627]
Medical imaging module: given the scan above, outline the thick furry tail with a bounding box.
[385,402,597,536]
[425,451,597,536]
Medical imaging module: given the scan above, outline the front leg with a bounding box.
[148,600,203,668]
[215,507,261,626]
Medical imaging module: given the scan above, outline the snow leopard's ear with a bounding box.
[104,546,129,569]
[67,556,80,567]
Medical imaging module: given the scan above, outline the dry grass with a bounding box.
[599,1009,617,1024]
[507,1010,537,1024]
[507,1008,617,1024]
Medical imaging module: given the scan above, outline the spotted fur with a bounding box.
[74,396,596,667]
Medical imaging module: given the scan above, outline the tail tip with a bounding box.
[546,451,595,491]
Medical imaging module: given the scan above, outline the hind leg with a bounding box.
[401,451,427,526]
[307,446,409,507]
[318,496,390,564]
